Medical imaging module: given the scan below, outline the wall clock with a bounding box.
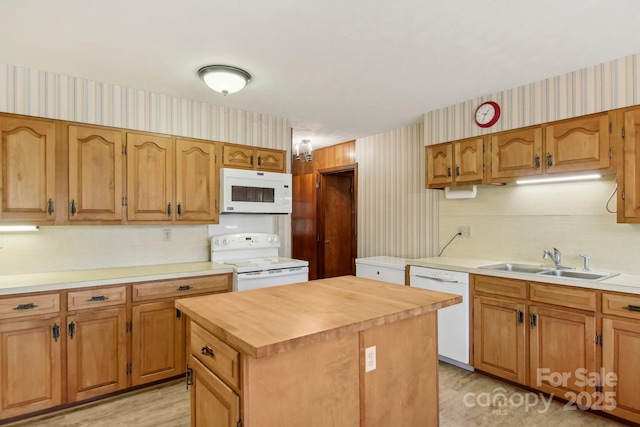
[474,101,501,128]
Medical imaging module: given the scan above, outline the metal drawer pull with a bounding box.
[623,305,640,312]
[201,346,215,357]
[178,285,192,291]
[88,295,108,302]
[14,303,38,311]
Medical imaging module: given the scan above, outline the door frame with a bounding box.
[317,164,358,278]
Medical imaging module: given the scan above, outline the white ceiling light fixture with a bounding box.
[295,140,313,162]
[198,65,252,96]
[515,174,602,185]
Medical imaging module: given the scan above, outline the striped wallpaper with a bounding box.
[424,53,640,145]
[0,62,291,274]
[356,123,439,259]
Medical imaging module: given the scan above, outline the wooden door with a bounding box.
[0,317,62,419]
[66,307,127,402]
[454,137,484,183]
[426,143,453,187]
[222,144,255,169]
[545,112,611,174]
[256,148,285,172]
[0,116,56,222]
[529,305,596,398]
[490,126,543,181]
[319,170,355,278]
[473,296,526,384]
[190,355,240,427]
[602,317,640,423]
[126,132,174,221]
[68,125,124,221]
[292,174,318,280]
[621,108,640,220]
[131,301,185,386]
[175,138,218,222]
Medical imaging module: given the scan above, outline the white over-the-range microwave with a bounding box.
[220,168,292,214]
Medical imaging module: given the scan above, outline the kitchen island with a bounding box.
[175,275,461,427]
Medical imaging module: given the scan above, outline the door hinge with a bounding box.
[126,363,132,375]
[530,313,537,328]
[609,122,612,133]
[316,180,321,189]
[316,233,321,242]
[186,366,193,390]
[176,309,182,319]
[126,320,133,333]
[622,189,626,200]
[622,128,626,138]
[122,196,128,206]
[596,333,603,347]
[608,148,613,159]
[122,145,127,155]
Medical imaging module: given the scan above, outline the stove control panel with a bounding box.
[211,233,281,251]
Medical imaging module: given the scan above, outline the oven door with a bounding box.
[235,267,309,292]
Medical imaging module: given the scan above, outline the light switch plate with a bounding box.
[365,345,376,372]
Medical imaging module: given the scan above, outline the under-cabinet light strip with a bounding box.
[0,225,40,232]
[515,174,602,185]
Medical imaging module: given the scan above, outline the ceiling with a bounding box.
[2,0,640,149]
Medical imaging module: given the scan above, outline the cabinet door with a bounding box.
[454,137,484,183]
[490,126,543,181]
[131,301,185,386]
[621,108,640,220]
[545,113,611,174]
[425,143,453,187]
[256,148,285,172]
[0,116,56,222]
[126,133,174,221]
[473,296,526,384]
[602,317,640,424]
[222,144,255,169]
[67,307,127,402]
[529,305,596,398]
[175,139,218,222]
[190,355,240,427]
[0,317,62,419]
[68,125,124,221]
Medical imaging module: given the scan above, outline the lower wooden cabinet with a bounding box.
[189,355,240,427]
[66,307,128,402]
[132,301,185,386]
[473,296,526,384]
[0,317,62,419]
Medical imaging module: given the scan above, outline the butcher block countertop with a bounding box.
[175,275,461,359]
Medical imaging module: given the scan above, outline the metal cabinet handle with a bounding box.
[624,305,640,312]
[47,198,55,215]
[88,295,108,302]
[167,203,172,216]
[517,310,524,324]
[52,324,60,342]
[70,200,77,216]
[547,153,553,167]
[455,165,460,177]
[530,313,537,328]
[250,155,254,166]
[257,156,262,166]
[14,303,37,311]
[68,321,76,338]
[534,155,541,169]
[201,346,214,357]
[178,285,192,291]
[177,203,183,216]
[447,167,451,177]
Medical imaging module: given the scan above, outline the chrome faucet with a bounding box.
[543,248,562,268]
[579,254,590,271]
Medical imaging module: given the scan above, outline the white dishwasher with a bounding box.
[409,266,472,371]
[355,256,406,285]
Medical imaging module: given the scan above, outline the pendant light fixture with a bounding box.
[295,140,313,162]
[198,65,252,96]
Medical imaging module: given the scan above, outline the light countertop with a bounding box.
[0,262,234,295]
[408,257,640,295]
[176,276,461,358]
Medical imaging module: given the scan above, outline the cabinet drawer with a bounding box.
[67,286,127,311]
[356,264,405,285]
[473,275,526,299]
[602,292,640,320]
[132,274,231,302]
[190,321,240,389]
[530,282,596,311]
[0,293,60,320]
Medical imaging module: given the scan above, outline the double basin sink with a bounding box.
[479,263,619,281]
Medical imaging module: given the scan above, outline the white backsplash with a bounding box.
[438,177,640,274]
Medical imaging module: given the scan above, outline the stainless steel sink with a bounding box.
[480,263,549,274]
[479,263,619,281]
[540,269,619,281]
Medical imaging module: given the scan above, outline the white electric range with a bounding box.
[211,232,309,292]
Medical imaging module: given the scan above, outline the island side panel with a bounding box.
[242,331,360,427]
[361,311,439,427]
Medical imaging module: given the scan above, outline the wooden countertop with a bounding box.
[175,275,461,359]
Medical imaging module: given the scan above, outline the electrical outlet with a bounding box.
[457,226,472,238]
[162,229,172,242]
[365,346,376,372]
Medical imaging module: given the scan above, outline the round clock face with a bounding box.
[474,101,501,128]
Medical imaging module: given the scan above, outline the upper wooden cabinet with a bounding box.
[175,138,218,222]
[222,143,285,172]
[489,126,543,182]
[0,115,56,222]
[544,112,612,174]
[618,106,640,222]
[426,137,484,188]
[68,125,124,222]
